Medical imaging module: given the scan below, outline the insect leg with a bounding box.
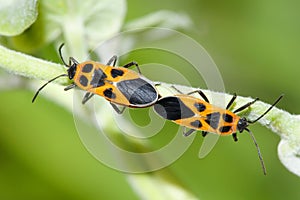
[69,57,79,65]
[82,92,95,104]
[170,85,184,94]
[233,98,259,113]
[106,55,118,66]
[232,133,238,142]
[171,86,209,103]
[154,82,161,87]
[64,84,76,91]
[183,128,196,137]
[110,103,126,114]
[226,93,237,110]
[187,90,210,103]
[122,61,141,74]
[202,131,208,137]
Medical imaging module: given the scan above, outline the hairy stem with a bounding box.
[0,44,69,85]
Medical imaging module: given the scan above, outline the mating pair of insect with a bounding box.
[32,44,283,175]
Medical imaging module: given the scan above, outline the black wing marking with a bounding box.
[154,97,195,120]
[117,78,157,106]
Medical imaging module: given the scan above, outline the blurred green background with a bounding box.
[1,0,300,199]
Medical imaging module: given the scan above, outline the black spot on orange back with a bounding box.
[82,63,93,73]
[79,75,88,87]
[205,112,221,129]
[194,102,206,112]
[91,69,107,88]
[111,69,124,78]
[222,113,233,123]
[219,126,232,133]
[103,88,116,99]
[190,120,203,128]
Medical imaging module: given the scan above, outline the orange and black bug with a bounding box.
[32,44,159,113]
[154,86,283,174]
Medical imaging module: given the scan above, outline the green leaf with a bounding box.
[124,10,193,30]
[40,0,126,48]
[0,0,38,36]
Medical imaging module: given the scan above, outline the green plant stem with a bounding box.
[0,44,69,85]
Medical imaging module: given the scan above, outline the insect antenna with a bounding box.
[32,74,67,103]
[248,95,284,124]
[245,127,267,175]
[58,43,69,67]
